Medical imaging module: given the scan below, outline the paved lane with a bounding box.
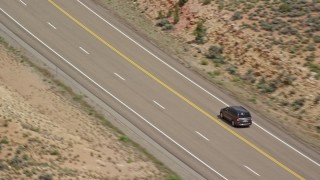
[1,0,320,179]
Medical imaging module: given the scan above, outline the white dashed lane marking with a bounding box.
[244,165,260,176]
[153,100,165,109]
[114,73,125,81]
[79,46,90,54]
[19,0,27,6]
[47,22,57,29]
[195,131,209,141]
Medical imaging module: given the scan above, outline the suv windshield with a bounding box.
[238,112,251,118]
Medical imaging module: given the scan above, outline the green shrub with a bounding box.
[0,160,8,171]
[249,96,257,104]
[305,53,316,62]
[258,83,276,93]
[283,75,296,85]
[232,76,240,82]
[279,3,292,13]
[232,11,243,21]
[208,70,221,78]
[212,57,225,66]
[178,0,188,7]
[313,35,320,43]
[305,44,316,51]
[241,23,254,30]
[50,149,60,156]
[3,120,9,127]
[291,98,305,111]
[156,19,173,30]
[9,156,23,169]
[314,95,320,104]
[257,78,278,93]
[166,175,181,180]
[205,45,223,59]
[202,0,212,5]
[226,65,238,75]
[280,100,289,106]
[0,137,9,144]
[287,10,306,18]
[200,60,208,65]
[205,45,225,65]
[119,135,129,142]
[193,20,207,44]
[156,10,165,20]
[39,173,53,180]
[22,154,29,161]
[24,169,33,177]
[242,69,256,83]
[245,2,255,10]
[218,0,224,11]
[316,125,320,133]
[166,10,173,18]
[156,19,169,27]
[259,20,274,31]
[163,24,173,30]
[173,6,180,24]
[306,16,320,32]
[280,26,298,35]
[305,62,320,79]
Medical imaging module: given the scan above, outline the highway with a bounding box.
[1,0,320,179]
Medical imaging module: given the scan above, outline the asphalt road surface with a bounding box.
[1,0,320,179]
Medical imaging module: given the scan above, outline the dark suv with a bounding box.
[220,106,252,127]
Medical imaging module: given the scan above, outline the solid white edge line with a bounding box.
[47,22,57,29]
[195,131,209,141]
[153,100,165,109]
[244,165,260,176]
[19,0,27,6]
[0,8,228,180]
[79,46,90,54]
[253,122,320,167]
[77,0,320,167]
[114,73,125,80]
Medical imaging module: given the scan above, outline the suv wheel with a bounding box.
[220,112,224,119]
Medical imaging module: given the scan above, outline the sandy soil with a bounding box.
[0,45,171,179]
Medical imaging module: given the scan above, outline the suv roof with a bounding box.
[231,106,248,113]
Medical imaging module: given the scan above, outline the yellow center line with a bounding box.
[48,0,304,179]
